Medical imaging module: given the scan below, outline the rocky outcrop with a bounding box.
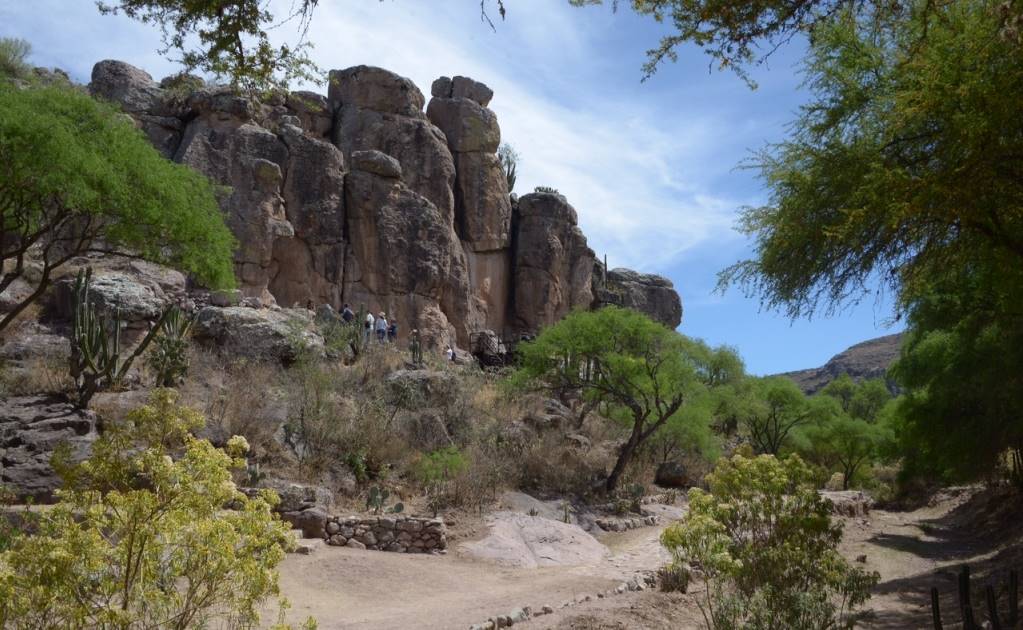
[88,59,680,348]
[191,306,324,363]
[781,333,904,394]
[595,267,683,329]
[0,396,98,502]
[510,192,595,332]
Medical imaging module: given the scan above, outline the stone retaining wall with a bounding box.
[324,515,447,553]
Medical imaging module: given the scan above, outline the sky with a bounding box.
[0,0,902,375]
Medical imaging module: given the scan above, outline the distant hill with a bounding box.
[779,333,905,394]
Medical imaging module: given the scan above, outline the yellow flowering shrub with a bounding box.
[0,389,312,629]
[661,453,878,629]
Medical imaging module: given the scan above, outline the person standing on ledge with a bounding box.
[387,319,398,343]
[341,303,354,324]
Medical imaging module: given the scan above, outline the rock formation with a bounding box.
[88,60,683,347]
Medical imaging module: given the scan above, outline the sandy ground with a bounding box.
[266,503,700,629]
[267,487,1022,629]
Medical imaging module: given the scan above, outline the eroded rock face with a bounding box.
[1,396,98,502]
[343,167,463,346]
[89,60,680,348]
[427,75,511,253]
[604,267,683,329]
[511,192,595,332]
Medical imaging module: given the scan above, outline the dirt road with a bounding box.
[268,503,700,630]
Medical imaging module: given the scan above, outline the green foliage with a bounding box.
[413,446,468,487]
[889,268,1023,481]
[365,486,404,515]
[70,268,165,407]
[511,306,730,491]
[0,389,305,628]
[661,453,878,629]
[740,376,819,455]
[498,143,519,193]
[0,85,236,333]
[96,0,321,93]
[146,305,195,387]
[0,37,31,79]
[798,376,895,489]
[720,1,1023,320]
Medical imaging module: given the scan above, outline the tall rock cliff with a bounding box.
[89,60,683,346]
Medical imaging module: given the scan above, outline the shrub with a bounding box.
[661,453,878,630]
[0,389,308,628]
[146,306,195,387]
[0,37,31,79]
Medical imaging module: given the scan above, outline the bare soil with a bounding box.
[269,486,1023,629]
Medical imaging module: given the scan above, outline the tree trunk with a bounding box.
[605,420,644,493]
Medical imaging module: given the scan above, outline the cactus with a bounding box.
[70,268,167,407]
[366,486,403,514]
[534,185,559,194]
[147,306,195,387]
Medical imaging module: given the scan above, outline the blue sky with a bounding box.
[0,0,902,375]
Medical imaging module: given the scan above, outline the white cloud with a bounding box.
[300,0,746,273]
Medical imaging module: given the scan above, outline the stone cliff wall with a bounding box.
[90,60,683,346]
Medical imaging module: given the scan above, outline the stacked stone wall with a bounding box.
[324,515,446,553]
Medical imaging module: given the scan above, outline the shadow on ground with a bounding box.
[860,486,1023,629]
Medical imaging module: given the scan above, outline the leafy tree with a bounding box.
[805,376,894,488]
[97,0,507,92]
[740,376,818,455]
[661,453,878,629]
[0,389,306,628]
[511,306,729,492]
[0,85,236,333]
[0,37,31,79]
[888,267,1023,482]
[708,1,1023,482]
[719,1,1023,320]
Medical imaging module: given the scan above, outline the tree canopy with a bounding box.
[0,84,236,332]
[511,306,737,491]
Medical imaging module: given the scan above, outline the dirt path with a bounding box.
[841,486,1022,628]
[267,504,697,630]
[268,487,1021,629]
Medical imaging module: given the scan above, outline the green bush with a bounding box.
[0,389,310,628]
[661,453,878,629]
[0,37,31,79]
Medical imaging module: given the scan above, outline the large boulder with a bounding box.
[510,192,595,333]
[327,65,426,118]
[602,267,683,329]
[191,306,324,363]
[427,77,510,252]
[459,512,609,569]
[1,396,98,502]
[654,462,690,488]
[90,59,167,114]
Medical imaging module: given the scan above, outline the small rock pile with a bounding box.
[324,515,446,553]
[467,574,654,628]
[595,515,658,532]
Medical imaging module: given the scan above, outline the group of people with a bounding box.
[338,303,398,344]
[328,302,456,363]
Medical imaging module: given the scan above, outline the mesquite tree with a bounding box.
[511,306,736,492]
